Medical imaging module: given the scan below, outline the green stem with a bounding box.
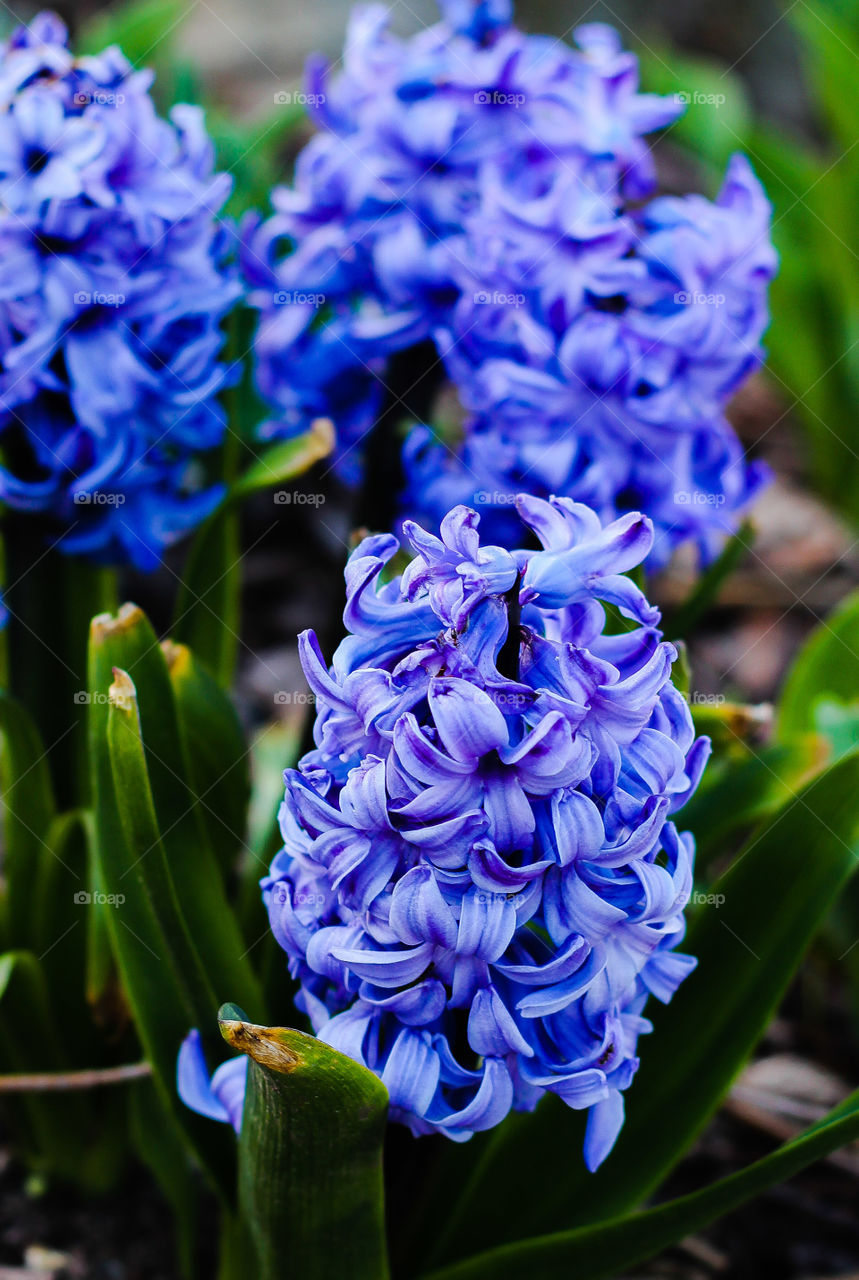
[219,1006,390,1280]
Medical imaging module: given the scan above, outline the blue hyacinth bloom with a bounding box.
[0,13,240,569]
[183,496,709,1168]
[244,0,776,565]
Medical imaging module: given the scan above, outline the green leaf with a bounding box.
[0,693,56,949]
[85,809,118,1011]
[28,810,96,1061]
[88,607,237,1198]
[91,606,264,1021]
[777,587,859,744]
[231,417,334,500]
[218,1005,390,1280]
[247,720,301,867]
[239,719,303,954]
[681,737,827,865]
[163,640,251,883]
[108,667,221,1033]
[791,2,859,156]
[426,749,859,1264]
[422,1085,859,1280]
[814,699,859,761]
[173,504,242,689]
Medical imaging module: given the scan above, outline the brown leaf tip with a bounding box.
[219,1019,301,1074]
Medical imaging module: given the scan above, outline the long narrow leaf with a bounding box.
[164,640,251,884]
[422,1085,859,1280]
[88,609,236,1197]
[778,587,859,741]
[91,605,264,1021]
[426,748,859,1264]
[108,668,220,1035]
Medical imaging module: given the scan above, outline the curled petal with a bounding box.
[390,866,459,948]
[428,677,509,762]
[436,1057,514,1135]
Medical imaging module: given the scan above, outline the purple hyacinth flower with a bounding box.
[0,14,239,569]
[182,495,709,1169]
[245,0,775,567]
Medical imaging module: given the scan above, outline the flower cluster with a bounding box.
[0,13,239,569]
[181,495,706,1169]
[243,0,776,564]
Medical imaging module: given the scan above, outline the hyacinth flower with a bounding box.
[181,494,710,1169]
[243,0,777,566]
[0,11,239,571]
